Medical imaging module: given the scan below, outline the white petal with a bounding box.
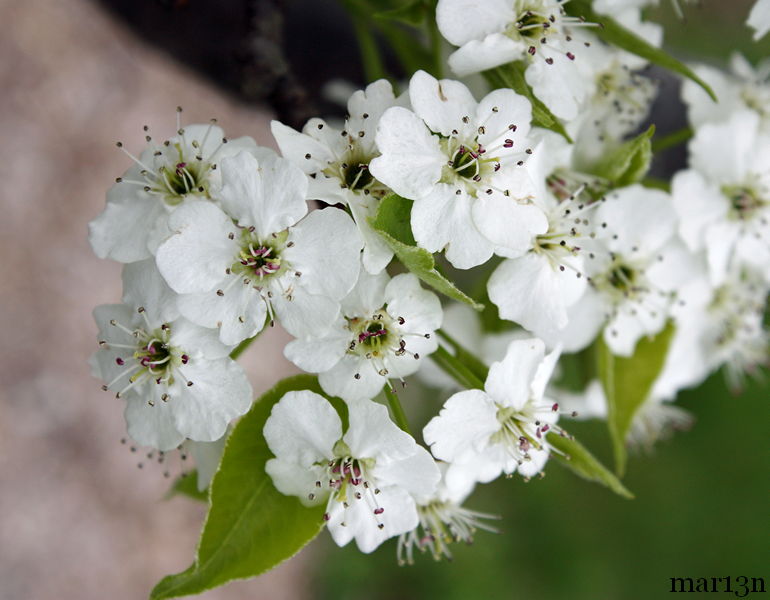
[156,200,238,294]
[121,259,180,323]
[554,287,607,352]
[172,358,253,442]
[485,338,545,409]
[423,390,499,461]
[447,35,524,77]
[319,354,385,403]
[344,399,419,462]
[265,459,327,506]
[436,0,513,46]
[341,270,389,317]
[263,390,342,466]
[88,188,164,263]
[748,0,770,42]
[471,193,547,257]
[124,395,185,451]
[349,195,394,274]
[177,279,267,346]
[283,323,349,373]
[411,185,495,269]
[270,284,340,339]
[184,435,228,491]
[326,485,418,553]
[384,273,443,333]
[369,107,445,199]
[219,151,308,239]
[671,170,728,252]
[409,71,478,137]
[487,253,585,337]
[374,446,441,498]
[283,208,362,300]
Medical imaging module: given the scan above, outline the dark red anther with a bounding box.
[115,357,125,366]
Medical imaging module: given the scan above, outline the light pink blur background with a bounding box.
[0,1,313,598]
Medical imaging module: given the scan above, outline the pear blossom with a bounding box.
[89,115,260,263]
[487,140,595,340]
[155,151,362,345]
[396,464,498,565]
[748,0,770,40]
[271,80,403,273]
[370,70,548,269]
[681,54,770,131]
[284,272,442,403]
[555,185,697,356]
[263,391,440,553]
[90,260,252,450]
[436,0,595,120]
[424,338,564,490]
[671,110,770,286]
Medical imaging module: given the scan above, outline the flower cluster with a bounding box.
[88,0,768,572]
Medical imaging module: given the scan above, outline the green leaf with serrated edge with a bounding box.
[165,471,208,503]
[589,125,655,187]
[483,63,573,142]
[564,0,717,101]
[598,322,675,477]
[371,194,483,310]
[150,375,328,600]
[547,433,634,499]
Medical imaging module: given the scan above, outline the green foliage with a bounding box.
[589,125,655,187]
[547,433,634,499]
[565,0,717,101]
[375,0,430,27]
[150,375,328,600]
[371,194,483,310]
[598,323,676,476]
[166,471,208,503]
[484,63,572,142]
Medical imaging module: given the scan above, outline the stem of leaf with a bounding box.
[436,328,489,382]
[430,345,485,390]
[383,384,412,434]
[651,126,693,153]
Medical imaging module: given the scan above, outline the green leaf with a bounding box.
[598,322,676,476]
[150,375,327,600]
[564,0,717,101]
[166,471,208,503]
[484,63,572,142]
[371,194,483,310]
[374,0,427,26]
[547,433,634,499]
[590,125,655,187]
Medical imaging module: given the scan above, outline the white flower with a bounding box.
[263,391,441,553]
[284,272,442,402]
[654,266,770,395]
[436,0,594,119]
[370,70,547,269]
[423,338,564,489]
[396,464,498,565]
[89,115,260,263]
[155,150,362,344]
[487,140,594,340]
[682,54,770,131]
[90,260,252,450]
[555,185,697,356]
[271,80,404,274]
[671,110,770,286]
[748,0,770,40]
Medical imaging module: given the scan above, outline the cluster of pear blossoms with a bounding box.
[88,0,769,564]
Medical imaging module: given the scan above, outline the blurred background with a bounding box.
[0,1,766,599]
